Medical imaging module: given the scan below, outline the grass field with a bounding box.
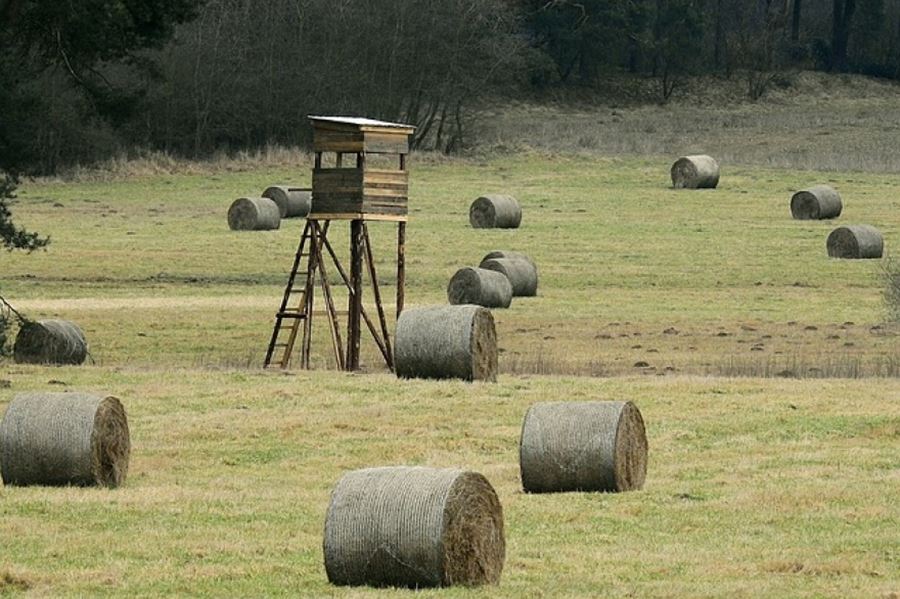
[1,142,899,595]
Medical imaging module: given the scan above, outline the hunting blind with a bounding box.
[264,116,414,372]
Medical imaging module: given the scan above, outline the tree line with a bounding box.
[2,0,900,180]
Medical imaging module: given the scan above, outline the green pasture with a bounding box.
[3,154,898,373]
[0,154,898,596]
[0,370,897,597]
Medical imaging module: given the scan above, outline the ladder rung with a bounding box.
[277,311,306,319]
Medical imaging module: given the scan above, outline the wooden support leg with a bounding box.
[315,222,344,369]
[397,221,406,319]
[363,223,394,371]
[347,219,364,371]
[322,233,391,367]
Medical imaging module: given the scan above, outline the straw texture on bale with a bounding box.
[227,197,281,230]
[324,466,505,588]
[0,392,130,487]
[469,195,522,229]
[519,401,648,493]
[262,185,312,218]
[670,155,720,189]
[791,185,842,220]
[479,257,538,297]
[13,319,87,365]
[395,305,498,382]
[826,225,884,259]
[480,250,536,269]
[447,267,512,309]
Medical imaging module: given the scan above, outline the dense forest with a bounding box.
[2,0,900,176]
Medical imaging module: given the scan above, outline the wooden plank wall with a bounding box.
[311,168,408,218]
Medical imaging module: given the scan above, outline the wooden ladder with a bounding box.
[264,220,319,369]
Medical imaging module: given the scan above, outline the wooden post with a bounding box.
[363,223,393,370]
[346,219,364,370]
[396,221,406,319]
[397,153,407,319]
[315,223,344,370]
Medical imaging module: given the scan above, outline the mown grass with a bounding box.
[0,113,898,595]
[0,369,898,597]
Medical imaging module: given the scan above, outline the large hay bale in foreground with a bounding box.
[447,267,512,309]
[395,305,497,382]
[324,466,505,588]
[261,185,312,218]
[520,401,648,493]
[671,155,720,189]
[13,319,87,365]
[479,257,538,297]
[0,392,130,487]
[469,195,522,229]
[826,225,884,259]
[791,185,842,220]
[227,197,281,230]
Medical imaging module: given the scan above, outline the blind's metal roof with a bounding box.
[308,115,415,130]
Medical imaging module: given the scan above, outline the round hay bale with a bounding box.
[324,466,505,588]
[826,225,884,259]
[791,185,842,220]
[670,155,720,189]
[261,185,312,218]
[13,319,87,365]
[227,197,281,231]
[0,392,130,487]
[394,305,497,382]
[480,250,536,269]
[447,267,512,309]
[479,258,538,297]
[519,401,648,493]
[469,195,522,229]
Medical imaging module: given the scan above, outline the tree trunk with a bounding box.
[0,0,22,25]
[714,0,726,69]
[791,0,802,42]
[831,0,857,71]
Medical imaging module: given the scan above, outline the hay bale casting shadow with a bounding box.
[395,305,498,382]
[324,466,505,588]
[479,258,538,297]
[827,225,884,259]
[262,185,312,218]
[469,195,522,229]
[447,267,512,309]
[0,392,130,487]
[671,155,720,189]
[227,197,281,230]
[791,185,842,220]
[520,401,648,493]
[13,319,87,365]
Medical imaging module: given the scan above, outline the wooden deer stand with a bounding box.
[264,116,414,371]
